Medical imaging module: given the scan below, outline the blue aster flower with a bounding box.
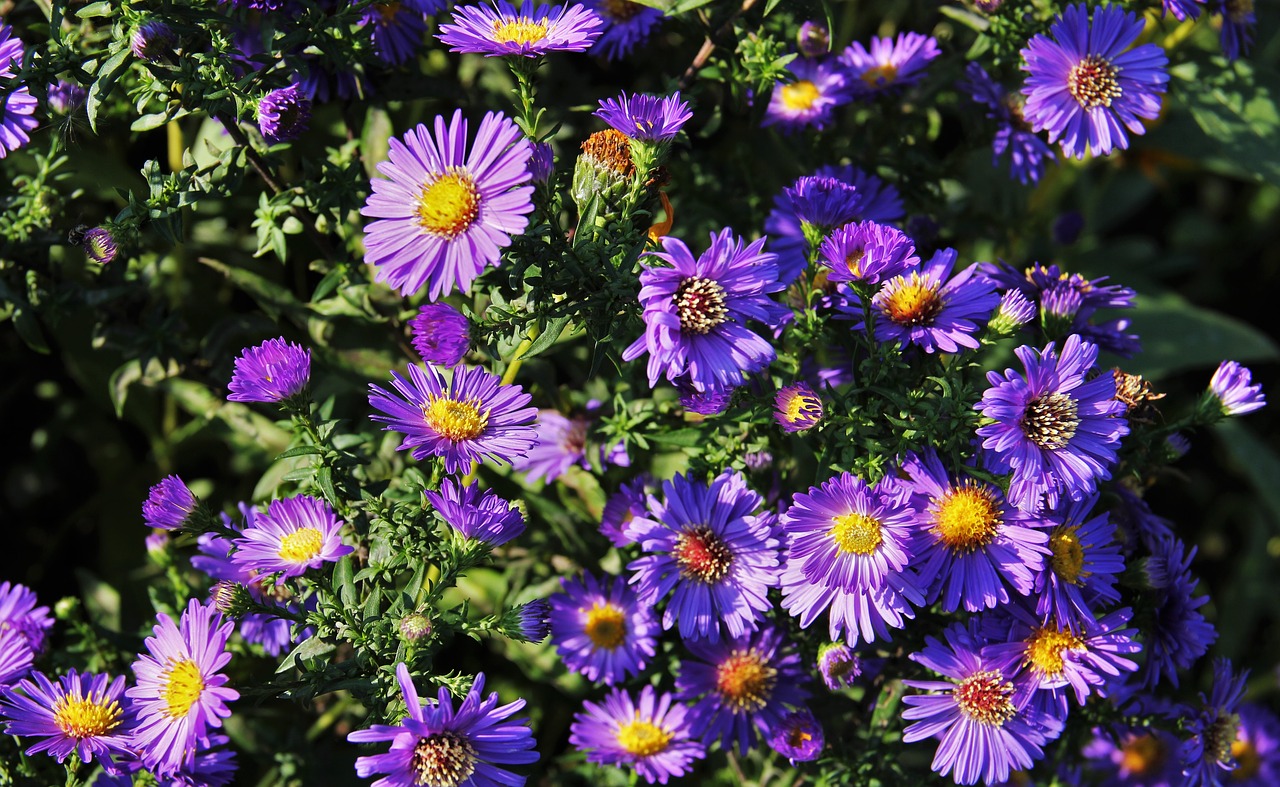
[1181,659,1248,786]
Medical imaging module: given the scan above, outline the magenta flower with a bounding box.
[840,32,940,95]
[549,572,657,685]
[437,1,602,57]
[595,91,692,142]
[0,669,136,771]
[231,495,352,581]
[226,337,311,404]
[570,685,706,783]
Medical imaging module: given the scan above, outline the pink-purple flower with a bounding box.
[437,1,602,57]
[570,685,705,783]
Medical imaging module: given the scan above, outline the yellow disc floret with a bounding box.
[424,396,489,442]
[278,527,324,565]
[617,719,673,757]
[933,484,1001,551]
[585,604,627,650]
[780,80,821,111]
[162,659,206,719]
[52,693,123,739]
[491,17,549,46]
[416,170,480,238]
[828,512,883,555]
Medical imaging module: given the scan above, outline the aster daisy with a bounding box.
[626,470,784,642]
[840,32,940,95]
[0,23,37,159]
[902,622,1055,786]
[976,334,1130,512]
[0,628,33,686]
[1020,3,1169,159]
[226,337,311,404]
[960,62,1056,185]
[0,669,135,770]
[1035,493,1126,632]
[600,475,651,546]
[1216,0,1255,61]
[595,91,692,143]
[0,581,55,656]
[512,408,628,484]
[368,363,538,474]
[585,0,662,61]
[774,382,823,433]
[437,1,602,57]
[676,626,810,753]
[409,303,472,366]
[570,685,706,784]
[549,572,657,685]
[362,110,534,300]
[853,247,1000,353]
[424,478,526,546]
[1208,360,1266,417]
[780,556,924,646]
[900,449,1049,612]
[765,165,904,284]
[622,229,788,393]
[127,599,238,776]
[1181,659,1249,786]
[1141,537,1217,689]
[817,642,861,691]
[130,19,177,61]
[1082,725,1185,785]
[257,82,311,145]
[82,227,118,265]
[762,57,853,133]
[142,475,200,531]
[231,495,352,582]
[767,708,824,764]
[818,219,919,286]
[347,664,537,786]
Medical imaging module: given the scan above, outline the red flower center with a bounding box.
[1067,54,1122,109]
[675,276,729,335]
[674,524,733,583]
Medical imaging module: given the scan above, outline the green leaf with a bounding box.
[87,48,130,134]
[196,257,308,320]
[1119,293,1279,379]
[1178,57,1280,187]
[277,637,336,674]
[12,307,50,354]
[131,112,171,132]
[334,555,357,607]
[276,444,325,459]
[522,314,573,359]
[647,428,704,448]
[1215,420,1280,531]
[109,359,143,418]
[75,1,112,18]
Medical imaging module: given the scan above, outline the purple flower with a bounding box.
[622,229,789,394]
[231,495,351,582]
[626,471,783,642]
[677,380,735,415]
[1083,725,1184,785]
[1035,493,1126,632]
[361,1,435,66]
[960,62,1055,184]
[818,219,918,285]
[512,409,628,484]
[549,572,657,685]
[168,734,238,786]
[143,475,200,531]
[765,165,904,284]
[818,642,861,691]
[595,91,692,142]
[0,629,33,686]
[424,478,526,546]
[900,449,1049,612]
[767,708,824,764]
[676,627,810,753]
[902,622,1055,786]
[780,556,924,647]
[1163,0,1206,20]
[505,599,550,643]
[347,664,537,787]
[990,290,1037,335]
[368,363,538,474]
[131,19,176,62]
[981,603,1140,706]
[0,22,38,160]
[362,110,533,300]
[47,79,87,115]
[600,475,650,546]
[0,669,135,770]
[528,141,554,183]
[1216,0,1255,61]
[226,337,311,404]
[0,582,53,656]
[1020,4,1168,159]
[840,32,940,95]
[1229,704,1280,786]
[584,0,662,61]
[857,248,1000,353]
[1141,537,1217,689]
[438,1,602,57]
[1209,360,1266,416]
[1181,659,1249,786]
[774,382,823,432]
[762,57,852,133]
[797,21,830,58]
[975,334,1130,511]
[83,227,118,264]
[126,600,238,776]
[570,685,705,783]
[409,303,471,366]
[257,83,311,145]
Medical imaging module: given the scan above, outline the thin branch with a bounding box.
[676,0,762,91]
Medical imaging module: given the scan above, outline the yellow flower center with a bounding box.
[492,16,549,46]
[861,62,898,87]
[1232,736,1261,780]
[52,694,123,739]
[715,649,776,714]
[416,170,480,239]
[423,396,489,442]
[780,80,821,111]
[1049,525,1087,584]
[828,512,883,555]
[617,718,673,757]
[1120,733,1165,776]
[1067,54,1122,109]
[674,525,733,583]
[1024,624,1084,677]
[277,527,324,565]
[932,484,1001,552]
[880,274,944,327]
[585,604,627,650]
[162,659,206,719]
